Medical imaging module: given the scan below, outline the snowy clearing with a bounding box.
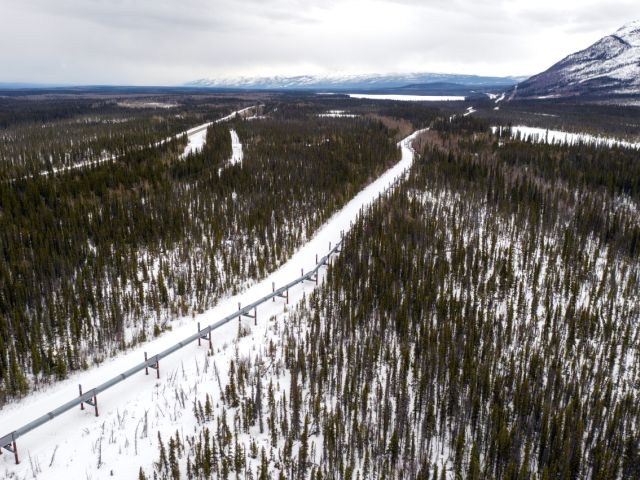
[179,128,208,159]
[492,125,640,150]
[178,107,256,159]
[0,130,425,479]
[229,129,243,165]
[317,110,358,118]
[117,102,178,109]
[347,94,465,101]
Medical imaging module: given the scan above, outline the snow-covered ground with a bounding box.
[178,106,257,160]
[492,125,640,150]
[229,129,243,165]
[179,128,208,159]
[317,110,358,118]
[0,130,425,479]
[347,93,465,101]
[117,102,178,109]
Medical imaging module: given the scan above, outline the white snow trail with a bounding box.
[229,129,243,165]
[179,108,253,160]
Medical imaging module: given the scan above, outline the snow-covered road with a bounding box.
[0,129,425,478]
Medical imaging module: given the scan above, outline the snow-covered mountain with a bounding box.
[186,72,519,91]
[516,20,640,99]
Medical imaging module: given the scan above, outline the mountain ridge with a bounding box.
[186,72,522,91]
[516,20,640,99]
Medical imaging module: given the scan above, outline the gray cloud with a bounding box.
[1,0,638,84]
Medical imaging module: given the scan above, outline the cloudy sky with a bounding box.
[1,0,638,85]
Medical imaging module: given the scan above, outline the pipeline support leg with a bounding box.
[2,440,20,464]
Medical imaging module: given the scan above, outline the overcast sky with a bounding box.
[1,0,638,85]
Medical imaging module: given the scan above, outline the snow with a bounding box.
[347,93,465,101]
[317,110,358,117]
[179,128,207,159]
[492,125,640,150]
[0,129,425,479]
[117,102,178,109]
[521,21,640,96]
[229,129,243,166]
[166,106,255,160]
[463,106,476,116]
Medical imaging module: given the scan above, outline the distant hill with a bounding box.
[185,72,521,91]
[516,20,640,100]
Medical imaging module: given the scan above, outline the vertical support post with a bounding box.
[79,384,84,410]
[197,322,201,347]
[155,357,159,379]
[12,440,18,465]
[286,288,289,305]
[315,253,318,265]
[254,307,257,326]
[93,394,99,417]
[272,282,275,302]
[144,352,149,375]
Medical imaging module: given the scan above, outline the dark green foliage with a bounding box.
[0,105,399,404]
[157,125,640,478]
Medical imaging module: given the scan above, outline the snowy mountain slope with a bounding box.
[0,131,424,479]
[516,20,640,98]
[186,72,519,91]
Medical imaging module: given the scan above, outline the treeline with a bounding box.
[0,113,399,404]
[149,120,640,479]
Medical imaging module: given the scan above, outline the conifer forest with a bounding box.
[0,91,639,479]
